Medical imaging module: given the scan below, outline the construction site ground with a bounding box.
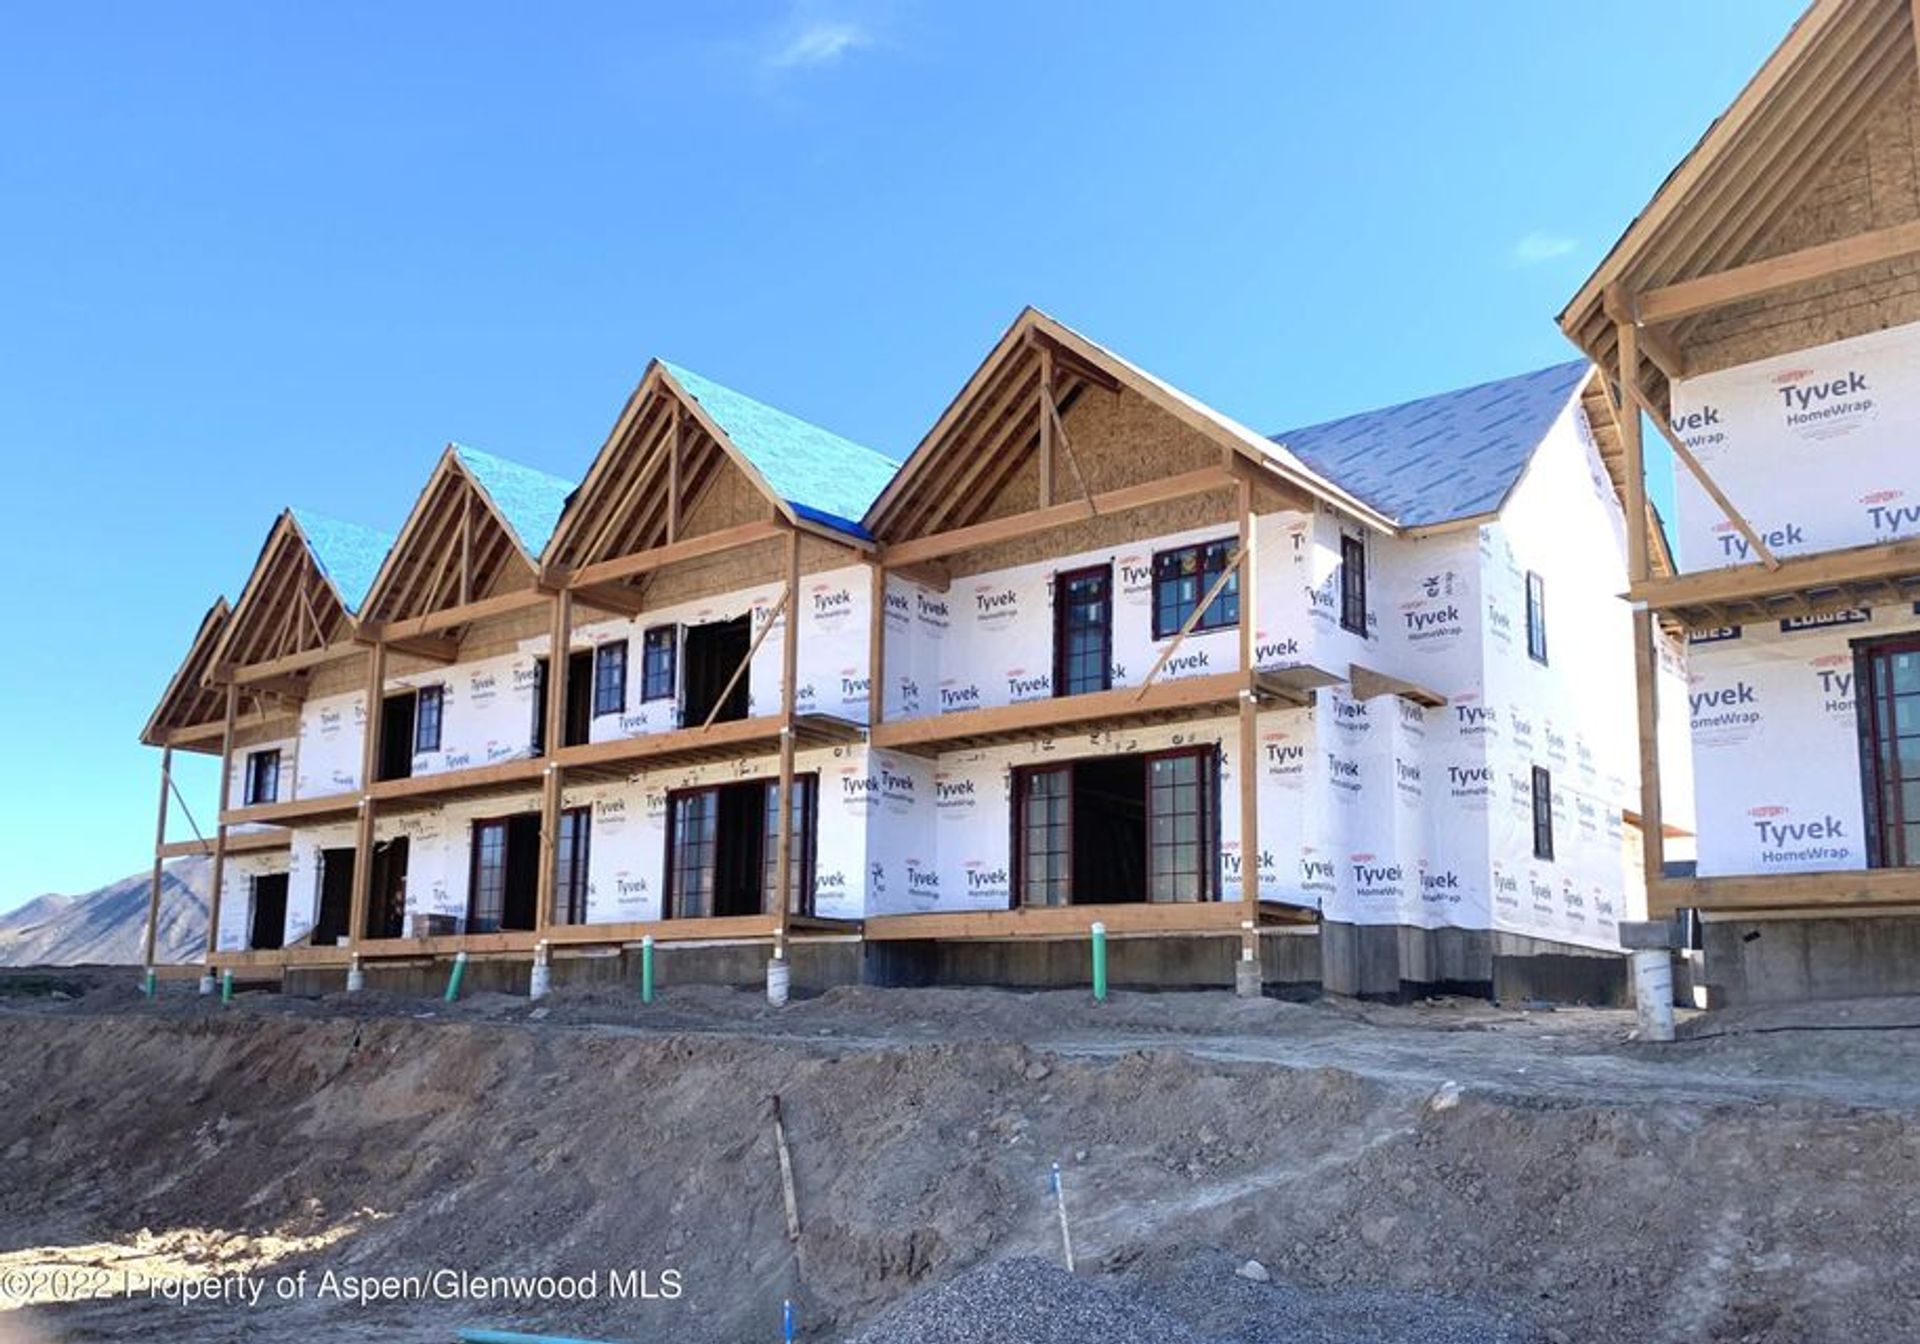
[2,968,1917,1343]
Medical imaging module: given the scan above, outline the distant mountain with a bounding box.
[0,858,208,966]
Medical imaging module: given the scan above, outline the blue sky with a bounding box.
[0,0,1802,906]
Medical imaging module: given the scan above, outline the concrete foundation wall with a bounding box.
[862,930,1322,993]
[1702,915,1920,1007]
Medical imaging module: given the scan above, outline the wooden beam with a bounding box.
[1135,545,1245,700]
[867,562,886,727]
[573,581,649,618]
[667,401,682,545]
[346,641,386,949]
[1632,612,1666,899]
[888,559,951,592]
[703,583,791,731]
[383,634,461,664]
[1614,312,1650,585]
[1348,663,1447,708]
[1619,369,1779,571]
[570,519,786,589]
[364,588,548,642]
[1648,866,1920,917]
[203,685,239,963]
[773,528,802,952]
[864,898,1300,942]
[535,589,571,934]
[1633,218,1920,326]
[882,467,1236,568]
[144,746,172,970]
[872,671,1257,752]
[1630,534,1920,612]
[1037,343,1054,509]
[1235,475,1259,965]
[224,639,361,685]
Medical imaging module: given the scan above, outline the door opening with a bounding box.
[1013,747,1217,907]
[666,774,817,918]
[532,650,595,754]
[314,847,355,946]
[249,873,288,950]
[682,615,752,726]
[379,693,416,781]
[468,814,541,933]
[366,835,410,940]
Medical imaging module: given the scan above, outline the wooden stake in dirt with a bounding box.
[771,1094,801,1242]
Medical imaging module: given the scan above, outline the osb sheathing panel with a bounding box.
[679,452,773,541]
[458,604,553,662]
[945,383,1240,576]
[644,534,862,610]
[230,714,298,752]
[1687,75,1920,375]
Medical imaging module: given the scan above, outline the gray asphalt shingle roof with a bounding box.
[1267,360,1590,528]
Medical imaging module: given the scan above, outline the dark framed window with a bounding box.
[1525,571,1548,665]
[1152,539,1239,640]
[553,806,591,925]
[1015,766,1072,907]
[761,776,820,916]
[593,640,628,717]
[470,819,509,932]
[1148,750,1212,902]
[1856,634,1920,867]
[243,749,279,806]
[1011,746,1218,907]
[1340,533,1368,636]
[1531,766,1555,862]
[641,626,677,702]
[414,685,444,753]
[1053,565,1113,697]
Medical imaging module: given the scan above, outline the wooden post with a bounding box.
[346,641,386,948]
[773,529,802,950]
[867,561,886,726]
[1037,344,1055,509]
[1633,611,1667,900]
[1615,314,1650,586]
[204,685,239,961]
[1235,477,1260,966]
[536,588,572,931]
[667,402,681,545]
[143,745,173,969]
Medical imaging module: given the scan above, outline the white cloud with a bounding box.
[765,19,872,69]
[1512,232,1579,266]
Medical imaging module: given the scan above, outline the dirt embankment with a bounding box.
[2,978,1919,1343]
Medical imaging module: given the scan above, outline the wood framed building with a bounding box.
[855,309,1652,999]
[143,312,1658,1001]
[1559,0,1920,1005]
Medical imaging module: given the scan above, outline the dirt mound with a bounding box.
[2,982,1919,1342]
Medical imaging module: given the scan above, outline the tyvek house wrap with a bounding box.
[1669,318,1920,569]
[1670,319,1920,878]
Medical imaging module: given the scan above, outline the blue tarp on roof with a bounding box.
[662,360,898,537]
[1268,361,1590,528]
[289,508,393,615]
[453,444,575,559]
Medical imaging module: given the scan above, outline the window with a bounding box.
[593,640,628,717]
[1152,539,1239,640]
[1017,767,1072,907]
[761,776,819,916]
[468,814,540,933]
[1012,747,1218,907]
[641,626,677,702]
[667,775,818,919]
[1856,635,1920,867]
[1531,766,1554,862]
[414,685,444,754]
[470,820,509,932]
[1053,565,1112,697]
[243,749,279,806]
[1340,533,1368,635]
[1525,571,1548,665]
[553,806,591,925]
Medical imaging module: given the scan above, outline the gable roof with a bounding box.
[141,597,232,748]
[865,307,1397,539]
[1558,0,1912,391]
[1269,361,1590,529]
[451,444,574,558]
[286,507,393,616]
[659,360,898,537]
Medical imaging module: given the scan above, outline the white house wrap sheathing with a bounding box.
[1670,320,1920,879]
[864,398,1640,951]
[1670,319,1920,569]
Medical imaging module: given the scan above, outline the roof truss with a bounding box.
[358,447,542,630]
[142,599,233,747]
[205,511,360,679]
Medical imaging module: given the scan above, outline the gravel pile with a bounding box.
[840,1252,1546,1344]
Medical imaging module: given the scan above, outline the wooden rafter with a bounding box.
[204,511,359,680]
